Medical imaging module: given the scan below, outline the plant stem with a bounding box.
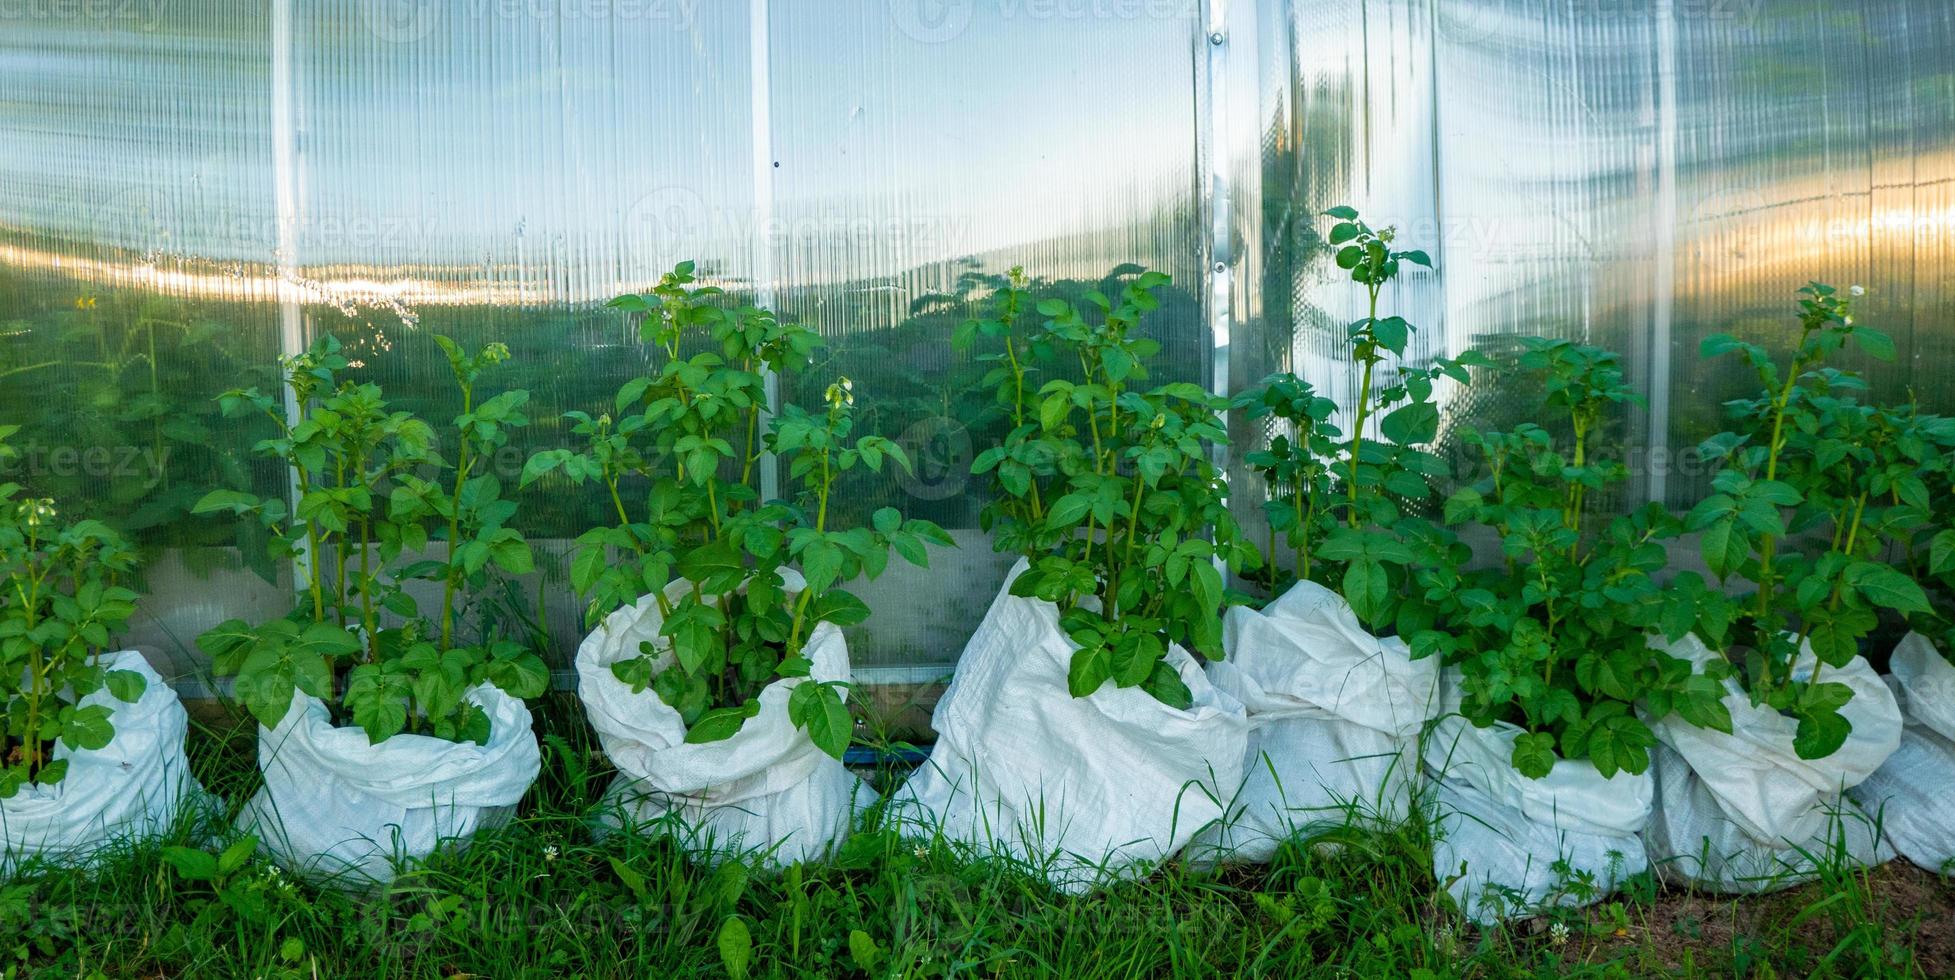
[785,445,833,656]
[739,355,760,497]
[440,384,474,651]
[1346,284,1382,526]
[146,318,166,490]
[359,514,374,659]
[1754,327,1819,628]
[18,532,46,775]
[334,454,350,627]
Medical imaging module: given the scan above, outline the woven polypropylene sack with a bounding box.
[578,573,864,865]
[1850,632,1955,874]
[1641,634,1898,892]
[1,650,206,872]
[240,683,540,884]
[1192,579,1438,863]
[894,560,1249,893]
[1423,683,1652,923]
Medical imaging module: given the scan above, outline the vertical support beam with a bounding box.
[1647,0,1678,504]
[1199,0,1238,580]
[750,0,780,503]
[1200,0,1234,409]
[270,0,311,593]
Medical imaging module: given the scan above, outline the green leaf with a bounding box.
[217,836,258,876]
[609,856,650,903]
[1578,711,1655,779]
[848,930,884,972]
[298,622,363,657]
[686,704,758,744]
[1511,731,1558,780]
[1370,316,1411,355]
[161,846,220,882]
[1442,486,1483,526]
[349,686,408,744]
[571,544,609,595]
[801,539,845,596]
[809,589,872,627]
[664,601,726,676]
[1793,705,1853,761]
[1931,530,1955,576]
[1850,326,1896,361]
[1380,402,1439,446]
[717,916,752,980]
[1189,560,1224,612]
[1140,660,1193,710]
[1699,333,1752,359]
[612,656,657,694]
[788,683,853,760]
[488,534,535,575]
[1046,493,1093,527]
[1040,392,1070,432]
[58,704,115,752]
[1846,562,1931,614]
[104,669,147,703]
[519,451,566,488]
[1341,558,1389,625]
[191,489,264,515]
[1067,645,1113,699]
[484,648,551,699]
[1699,516,1744,581]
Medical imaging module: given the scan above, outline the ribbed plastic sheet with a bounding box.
[1,0,1951,679]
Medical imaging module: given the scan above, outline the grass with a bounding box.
[5,695,1953,979]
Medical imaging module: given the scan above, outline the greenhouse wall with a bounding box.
[1,0,1951,692]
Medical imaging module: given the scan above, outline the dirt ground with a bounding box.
[1529,862,1955,977]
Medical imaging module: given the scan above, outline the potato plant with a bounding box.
[1904,418,1955,655]
[1411,339,1731,778]
[1685,283,1934,758]
[192,336,547,744]
[962,267,1256,708]
[524,262,949,759]
[0,424,147,796]
[1235,206,1486,631]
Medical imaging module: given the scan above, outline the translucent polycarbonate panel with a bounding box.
[1429,0,1666,511]
[765,2,1210,668]
[1235,0,1955,550]
[281,2,761,658]
[1228,0,1451,552]
[7,0,1955,685]
[0,4,290,682]
[1265,0,1445,401]
[1666,1,1955,507]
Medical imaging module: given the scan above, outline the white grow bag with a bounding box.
[894,560,1247,892]
[1192,579,1439,863]
[1849,632,1955,873]
[1642,633,1898,892]
[578,573,864,866]
[0,650,205,872]
[240,682,540,885]
[1424,670,1653,923]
